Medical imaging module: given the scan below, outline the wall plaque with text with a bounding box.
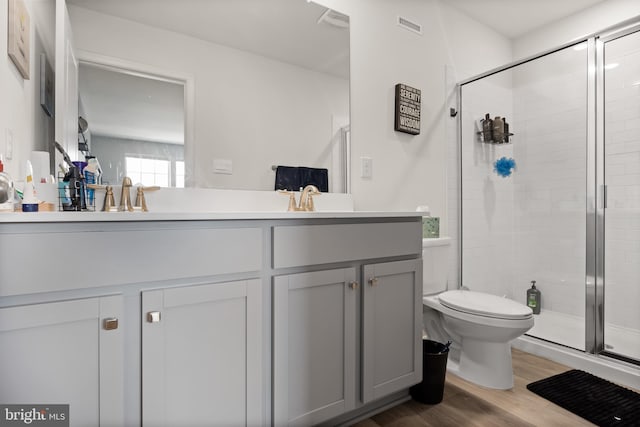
[394,83,421,135]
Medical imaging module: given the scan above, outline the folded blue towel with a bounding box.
[275,166,328,192]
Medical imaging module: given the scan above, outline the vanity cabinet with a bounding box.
[272,222,422,426]
[141,279,262,427]
[0,295,124,427]
[0,214,422,427]
[362,259,422,403]
[273,268,358,426]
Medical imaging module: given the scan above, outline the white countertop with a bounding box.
[1,187,424,223]
[0,210,421,223]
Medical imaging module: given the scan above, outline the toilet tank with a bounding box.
[422,237,451,295]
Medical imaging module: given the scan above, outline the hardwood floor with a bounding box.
[354,349,594,426]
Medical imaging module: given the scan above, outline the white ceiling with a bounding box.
[446,0,611,39]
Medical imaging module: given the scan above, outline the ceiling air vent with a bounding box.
[397,16,422,35]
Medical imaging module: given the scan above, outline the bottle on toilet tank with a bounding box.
[527,281,541,314]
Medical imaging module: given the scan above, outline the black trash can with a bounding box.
[410,339,450,404]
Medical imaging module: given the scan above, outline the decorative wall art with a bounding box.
[40,53,54,117]
[394,83,421,135]
[7,0,31,80]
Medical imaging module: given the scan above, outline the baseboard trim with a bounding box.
[318,390,411,427]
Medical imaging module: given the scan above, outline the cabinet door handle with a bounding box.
[147,311,161,323]
[368,277,378,287]
[349,281,359,290]
[103,317,119,330]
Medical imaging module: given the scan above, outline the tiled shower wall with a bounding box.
[458,72,515,297]
[511,46,587,320]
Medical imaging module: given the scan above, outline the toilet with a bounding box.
[421,237,534,389]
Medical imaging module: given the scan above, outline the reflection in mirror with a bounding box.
[64,0,350,192]
[78,64,185,187]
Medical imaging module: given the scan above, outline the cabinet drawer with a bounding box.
[273,221,421,269]
[0,226,262,296]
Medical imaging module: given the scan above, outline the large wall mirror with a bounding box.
[56,0,350,192]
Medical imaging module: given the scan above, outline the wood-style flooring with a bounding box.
[354,349,596,426]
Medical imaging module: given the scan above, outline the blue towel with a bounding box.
[275,166,328,192]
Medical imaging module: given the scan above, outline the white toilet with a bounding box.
[421,237,534,389]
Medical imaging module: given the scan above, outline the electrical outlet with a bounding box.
[361,157,372,179]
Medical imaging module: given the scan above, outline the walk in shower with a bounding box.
[457,21,640,365]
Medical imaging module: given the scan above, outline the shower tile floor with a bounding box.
[528,309,640,361]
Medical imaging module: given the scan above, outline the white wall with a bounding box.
[0,0,55,181]
[68,5,348,192]
[514,0,640,60]
[316,0,512,253]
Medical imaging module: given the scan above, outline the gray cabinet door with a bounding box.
[362,259,422,403]
[0,295,124,427]
[142,279,262,427]
[273,268,357,426]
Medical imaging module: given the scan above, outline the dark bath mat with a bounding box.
[527,369,640,426]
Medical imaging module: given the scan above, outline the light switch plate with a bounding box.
[213,158,233,175]
[361,157,372,179]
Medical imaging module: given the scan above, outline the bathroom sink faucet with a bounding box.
[279,185,321,211]
[119,177,134,212]
[298,185,320,211]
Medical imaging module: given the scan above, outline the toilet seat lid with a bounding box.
[438,290,533,320]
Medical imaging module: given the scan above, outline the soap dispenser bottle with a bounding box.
[527,280,541,314]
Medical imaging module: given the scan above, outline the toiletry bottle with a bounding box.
[482,113,493,142]
[21,160,39,212]
[0,156,15,212]
[83,157,101,209]
[527,281,541,314]
[493,116,504,143]
[504,118,510,143]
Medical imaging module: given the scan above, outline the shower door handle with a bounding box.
[601,185,607,209]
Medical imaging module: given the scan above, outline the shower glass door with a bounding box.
[459,43,589,351]
[602,28,640,362]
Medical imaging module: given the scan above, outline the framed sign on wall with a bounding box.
[394,83,421,135]
[7,0,31,80]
